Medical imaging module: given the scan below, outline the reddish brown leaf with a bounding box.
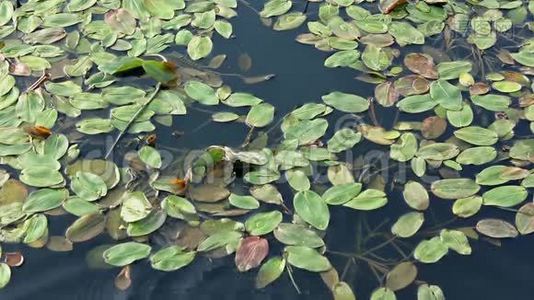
[9,61,31,76]
[394,75,429,96]
[380,0,408,14]
[421,116,447,139]
[114,265,132,291]
[403,53,438,79]
[105,9,136,35]
[375,81,399,107]
[469,82,490,96]
[235,236,269,272]
[4,252,24,267]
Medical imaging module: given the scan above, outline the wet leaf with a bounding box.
[403,181,429,210]
[333,282,356,300]
[440,229,471,255]
[322,183,362,205]
[322,91,369,113]
[294,190,330,230]
[453,196,483,218]
[114,266,131,291]
[190,184,230,203]
[414,237,448,263]
[390,133,417,162]
[476,219,518,238]
[285,246,331,272]
[255,256,285,289]
[229,193,260,210]
[476,165,528,185]
[66,213,106,243]
[456,147,496,165]
[120,191,152,223]
[0,263,10,289]
[370,287,396,300]
[20,167,64,188]
[404,53,438,79]
[386,262,417,291]
[23,189,68,214]
[454,126,498,146]
[127,210,166,237]
[150,246,196,271]
[327,129,362,153]
[421,116,447,139]
[197,230,242,252]
[431,178,480,199]
[396,94,436,113]
[482,185,527,207]
[343,189,388,210]
[245,211,283,236]
[138,146,162,169]
[246,103,275,128]
[417,284,445,300]
[184,80,219,105]
[274,223,324,248]
[187,36,213,60]
[235,236,269,272]
[103,242,152,267]
[391,212,424,238]
[515,203,534,235]
[274,12,306,31]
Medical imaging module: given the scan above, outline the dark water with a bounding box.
[1,4,534,300]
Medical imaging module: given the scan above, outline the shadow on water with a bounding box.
[1,4,534,300]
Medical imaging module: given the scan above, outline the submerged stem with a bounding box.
[105,83,162,159]
[286,264,302,294]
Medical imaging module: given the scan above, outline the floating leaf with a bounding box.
[150,246,195,271]
[0,263,10,289]
[322,91,369,113]
[229,193,260,210]
[403,181,429,210]
[431,178,480,199]
[138,146,162,169]
[515,203,534,235]
[452,196,483,218]
[184,80,218,105]
[323,183,362,205]
[476,219,518,238]
[66,213,106,243]
[294,190,330,230]
[285,246,331,272]
[71,172,107,201]
[482,185,527,207]
[327,129,362,153]
[120,191,152,223]
[417,284,445,300]
[333,282,356,300]
[187,36,213,60]
[429,80,462,110]
[103,242,152,267]
[23,189,68,213]
[391,212,424,238]
[414,237,448,263]
[127,210,166,237]
[274,223,324,248]
[255,256,286,289]
[440,229,471,255]
[386,262,417,291]
[454,126,498,146]
[370,287,396,300]
[343,189,388,210]
[245,211,283,236]
[235,236,269,272]
[246,103,275,128]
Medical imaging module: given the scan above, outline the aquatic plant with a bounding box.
[0,0,533,299]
